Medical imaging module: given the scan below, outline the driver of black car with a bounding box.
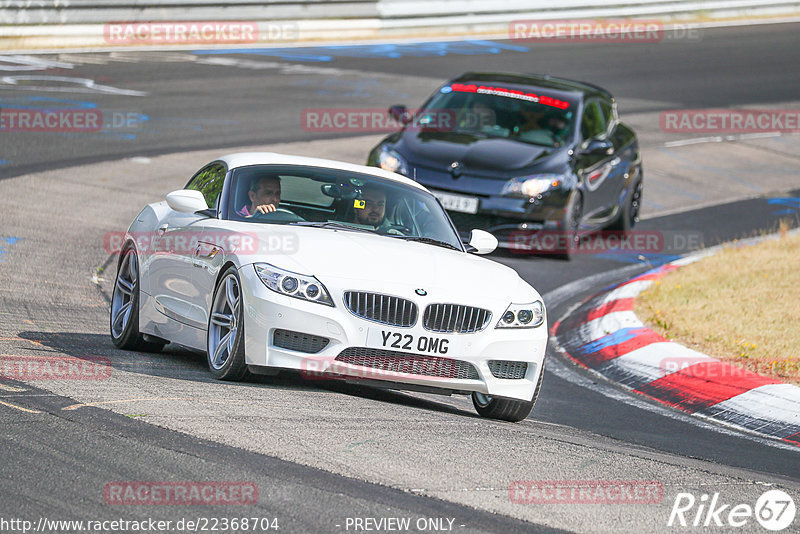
[517,106,546,133]
[237,175,281,217]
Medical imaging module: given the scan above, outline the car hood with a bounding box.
[397,130,554,173]
[221,224,537,303]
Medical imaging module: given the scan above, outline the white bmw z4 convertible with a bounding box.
[110,153,547,421]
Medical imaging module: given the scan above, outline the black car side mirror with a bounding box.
[580,138,614,156]
[389,104,411,125]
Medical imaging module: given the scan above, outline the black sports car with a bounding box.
[367,72,643,258]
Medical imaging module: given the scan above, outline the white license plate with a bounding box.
[431,190,479,214]
[366,328,458,356]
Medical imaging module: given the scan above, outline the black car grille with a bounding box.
[273,329,329,354]
[422,303,492,333]
[335,347,479,380]
[344,291,417,327]
[488,360,528,380]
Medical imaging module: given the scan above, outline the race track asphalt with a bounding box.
[1,23,799,533]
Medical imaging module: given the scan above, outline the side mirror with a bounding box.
[166,189,208,213]
[466,229,498,255]
[389,104,411,125]
[581,138,614,157]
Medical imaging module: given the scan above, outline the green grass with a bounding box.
[635,226,800,385]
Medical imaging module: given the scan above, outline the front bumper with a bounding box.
[418,182,570,249]
[239,266,547,402]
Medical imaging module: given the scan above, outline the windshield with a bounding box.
[420,83,576,147]
[226,164,464,251]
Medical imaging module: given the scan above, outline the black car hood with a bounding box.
[397,130,555,173]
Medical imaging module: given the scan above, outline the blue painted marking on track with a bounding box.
[56,131,137,141]
[576,327,649,355]
[0,159,9,165]
[192,40,529,62]
[193,47,333,62]
[593,252,682,265]
[0,237,21,263]
[767,197,800,216]
[0,96,97,110]
[767,197,800,207]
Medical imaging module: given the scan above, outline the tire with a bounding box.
[110,245,166,352]
[609,178,642,232]
[472,360,546,422]
[207,266,251,381]
[556,193,583,260]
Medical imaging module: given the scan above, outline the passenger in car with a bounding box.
[353,186,387,227]
[237,176,281,217]
[350,185,405,236]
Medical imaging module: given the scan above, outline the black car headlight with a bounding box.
[501,174,563,198]
[496,301,545,328]
[377,146,409,176]
[254,263,334,306]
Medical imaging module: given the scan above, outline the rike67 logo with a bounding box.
[668,490,796,531]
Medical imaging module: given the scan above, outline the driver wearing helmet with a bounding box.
[237,176,281,217]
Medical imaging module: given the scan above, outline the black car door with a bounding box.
[576,99,626,223]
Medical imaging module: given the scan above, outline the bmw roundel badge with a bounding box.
[415,288,427,296]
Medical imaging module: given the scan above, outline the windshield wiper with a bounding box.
[289,221,374,233]
[395,236,463,251]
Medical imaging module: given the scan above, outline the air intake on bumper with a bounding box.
[487,360,529,380]
[336,347,479,380]
[273,329,329,354]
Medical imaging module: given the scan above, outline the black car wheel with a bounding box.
[557,193,583,260]
[609,178,643,232]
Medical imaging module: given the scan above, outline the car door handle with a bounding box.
[158,224,169,236]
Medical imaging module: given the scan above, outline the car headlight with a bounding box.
[377,146,409,176]
[254,263,334,306]
[501,174,562,198]
[496,301,545,328]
